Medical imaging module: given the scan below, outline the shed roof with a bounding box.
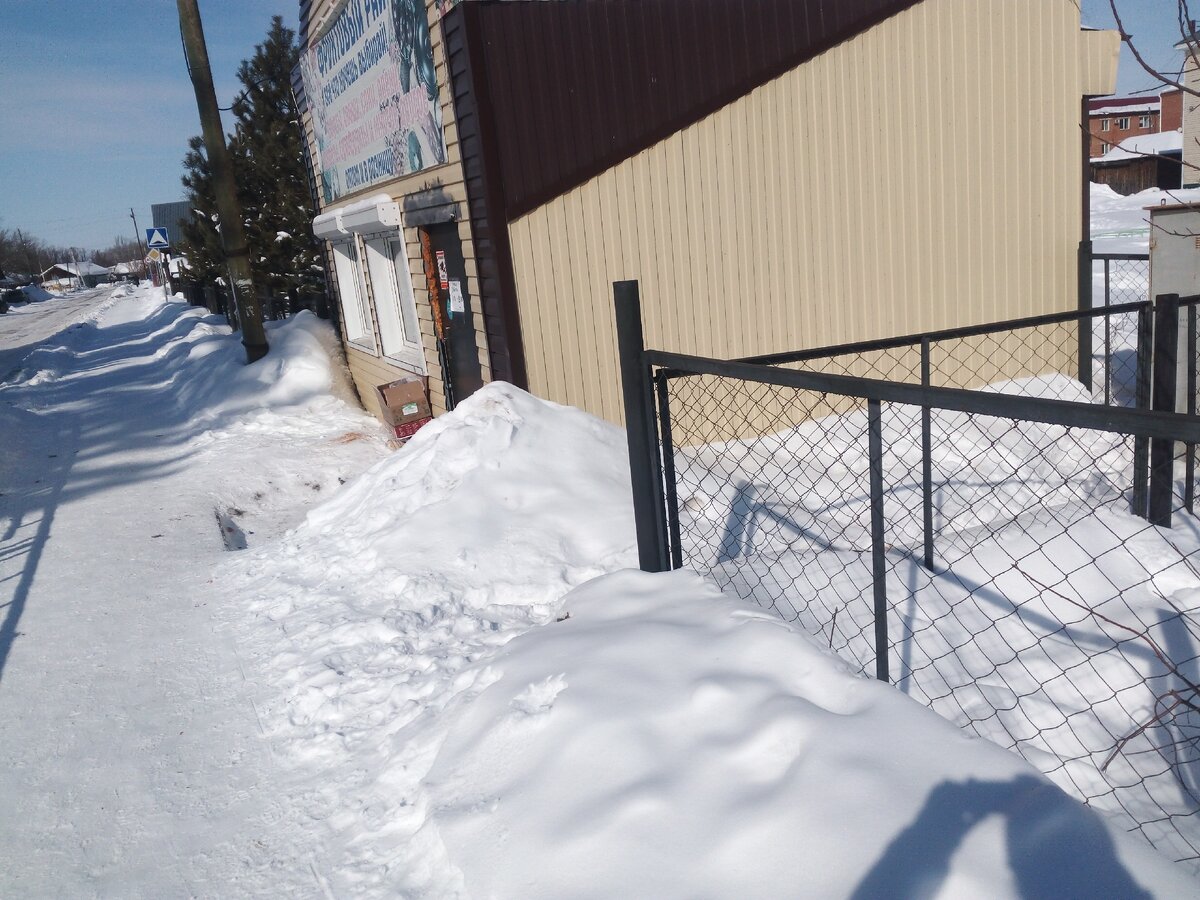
[1088,94,1161,114]
[1092,129,1183,163]
[42,261,110,278]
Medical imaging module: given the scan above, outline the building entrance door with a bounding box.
[419,222,483,408]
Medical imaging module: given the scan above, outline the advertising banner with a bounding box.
[301,0,446,203]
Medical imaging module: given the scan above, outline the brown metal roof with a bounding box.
[461,0,922,220]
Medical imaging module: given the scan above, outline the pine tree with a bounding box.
[179,16,326,315]
[179,135,226,285]
[231,16,325,315]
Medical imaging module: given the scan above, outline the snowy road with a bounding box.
[0,288,113,381]
[0,287,381,897]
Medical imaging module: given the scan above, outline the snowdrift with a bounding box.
[11,289,358,430]
[19,283,52,302]
[223,382,1195,897]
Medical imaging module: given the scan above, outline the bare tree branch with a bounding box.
[1016,567,1200,774]
[1109,0,1200,98]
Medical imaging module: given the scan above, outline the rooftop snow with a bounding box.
[1092,129,1183,162]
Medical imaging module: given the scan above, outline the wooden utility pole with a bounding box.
[130,209,146,258]
[176,0,268,362]
[129,209,147,278]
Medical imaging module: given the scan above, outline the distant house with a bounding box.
[298,0,1119,427]
[41,261,111,289]
[1091,130,1183,194]
[1088,94,1167,158]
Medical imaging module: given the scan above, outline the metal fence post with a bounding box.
[655,371,684,569]
[1188,304,1197,515]
[615,280,669,572]
[1149,293,1180,527]
[868,399,890,683]
[1104,258,1112,406]
[920,337,935,571]
[1078,239,1093,391]
[1132,304,1152,518]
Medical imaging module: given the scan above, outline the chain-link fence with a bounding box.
[616,271,1200,872]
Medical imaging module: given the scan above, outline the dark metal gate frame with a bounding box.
[615,279,1200,683]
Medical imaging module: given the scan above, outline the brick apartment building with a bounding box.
[1088,89,1182,157]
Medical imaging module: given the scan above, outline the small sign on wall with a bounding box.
[448,280,465,315]
[436,250,449,288]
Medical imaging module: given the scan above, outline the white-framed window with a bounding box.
[331,240,376,351]
[1101,118,1111,131]
[1116,116,1131,130]
[362,234,426,371]
[1139,114,1152,128]
[1100,142,1110,154]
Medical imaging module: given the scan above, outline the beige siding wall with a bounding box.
[302,0,490,420]
[1185,48,1200,186]
[1078,28,1121,95]
[509,0,1115,426]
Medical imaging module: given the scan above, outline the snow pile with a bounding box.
[19,283,52,302]
[223,383,1194,897]
[172,309,355,422]
[12,289,357,430]
[223,384,636,895]
[427,569,1192,898]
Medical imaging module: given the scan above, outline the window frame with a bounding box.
[331,239,377,353]
[1100,118,1111,132]
[1139,114,1152,129]
[362,232,427,373]
[1116,115,1131,130]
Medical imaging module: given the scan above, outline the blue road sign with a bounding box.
[146,228,170,249]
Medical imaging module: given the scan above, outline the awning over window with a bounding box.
[312,194,402,239]
[312,209,347,240]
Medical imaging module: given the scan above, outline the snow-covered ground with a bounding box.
[0,286,388,896]
[2,267,1197,897]
[1091,182,1200,256]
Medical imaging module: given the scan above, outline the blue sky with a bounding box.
[0,0,1186,253]
[0,0,297,253]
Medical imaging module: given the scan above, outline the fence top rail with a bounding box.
[646,348,1200,444]
[1092,252,1150,261]
[739,300,1150,368]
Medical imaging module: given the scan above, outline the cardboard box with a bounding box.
[375,376,431,427]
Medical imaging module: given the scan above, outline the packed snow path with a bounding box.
[0,286,384,896]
